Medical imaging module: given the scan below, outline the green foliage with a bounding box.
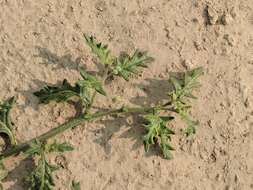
[168,67,203,136]
[0,97,16,145]
[0,34,203,190]
[84,34,114,65]
[84,34,153,81]
[71,180,81,190]
[78,70,106,106]
[33,79,79,104]
[25,140,73,190]
[143,113,175,159]
[47,141,74,153]
[112,50,154,81]
[34,70,106,108]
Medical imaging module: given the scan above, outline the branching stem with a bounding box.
[0,105,173,160]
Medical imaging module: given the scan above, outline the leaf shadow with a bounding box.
[16,79,59,111]
[35,46,85,71]
[92,113,161,158]
[3,158,35,190]
[130,71,185,107]
[94,115,144,154]
[130,78,172,107]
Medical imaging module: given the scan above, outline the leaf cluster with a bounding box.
[143,113,175,159]
[84,34,114,65]
[34,70,106,109]
[25,140,73,190]
[84,34,154,81]
[168,67,203,136]
[0,97,16,146]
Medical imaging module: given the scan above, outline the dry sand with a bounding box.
[0,0,253,189]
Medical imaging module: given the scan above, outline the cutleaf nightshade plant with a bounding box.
[0,34,203,189]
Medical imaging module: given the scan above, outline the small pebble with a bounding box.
[207,6,219,25]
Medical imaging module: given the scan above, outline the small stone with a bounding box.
[126,117,133,125]
[193,41,202,50]
[230,7,237,18]
[192,18,199,23]
[55,155,68,169]
[181,59,193,69]
[207,120,213,128]
[95,1,106,12]
[223,34,235,46]
[221,13,233,25]
[215,173,221,181]
[207,6,219,25]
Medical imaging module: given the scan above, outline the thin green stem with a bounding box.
[86,67,109,113]
[1,105,173,160]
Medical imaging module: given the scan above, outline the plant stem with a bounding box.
[1,105,172,160]
[86,67,109,113]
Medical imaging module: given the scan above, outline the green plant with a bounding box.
[25,140,73,190]
[0,97,16,147]
[0,34,203,189]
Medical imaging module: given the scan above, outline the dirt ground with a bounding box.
[0,0,253,189]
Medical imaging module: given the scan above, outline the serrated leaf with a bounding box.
[26,140,73,190]
[78,70,106,106]
[79,70,106,96]
[0,97,16,146]
[34,79,79,104]
[47,141,74,153]
[168,67,203,135]
[34,70,106,110]
[143,113,174,159]
[27,156,58,190]
[112,50,154,81]
[25,139,43,156]
[84,34,114,65]
[71,180,81,190]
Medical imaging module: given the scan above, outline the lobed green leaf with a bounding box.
[168,67,203,136]
[34,79,79,104]
[78,70,106,105]
[47,141,74,153]
[143,113,174,159]
[34,70,106,109]
[26,140,74,190]
[112,50,154,81]
[84,34,114,65]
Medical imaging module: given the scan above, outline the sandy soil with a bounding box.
[0,0,253,189]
